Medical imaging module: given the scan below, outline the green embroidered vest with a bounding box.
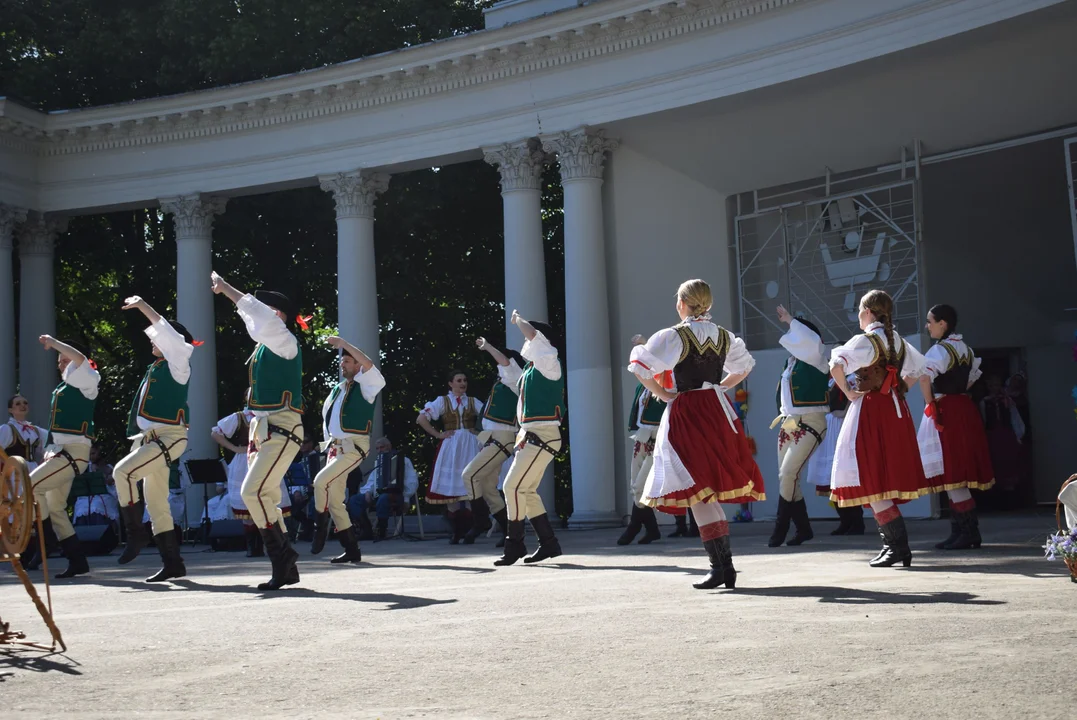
[49,379,96,441]
[518,362,565,424]
[775,360,830,413]
[483,381,519,427]
[247,344,303,413]
[629,383,666,431]
[327,379,376,436]
[127,359,189,436]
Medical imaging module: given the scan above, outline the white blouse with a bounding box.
[422,394,485,422]
[627,319,755,381]
[921,334,982,387]
[237,294,299,360]
[829,322,926,378]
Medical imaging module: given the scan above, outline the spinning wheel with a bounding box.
[0,449,66,652]
[1,455,33,556]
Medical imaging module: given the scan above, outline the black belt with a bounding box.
[485,436,512,459]
[797,420,824,445]
[523,431,560,458]
[269,424,303,447]
[58,448,82,476]
[147,434,176,467]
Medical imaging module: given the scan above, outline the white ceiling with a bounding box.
[609,2,1077,195]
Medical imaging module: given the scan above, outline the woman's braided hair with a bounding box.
[861,289,898,370]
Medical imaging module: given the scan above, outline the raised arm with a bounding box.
[39,335,86,368]
[210,271,245,305]
[476,337,510,366]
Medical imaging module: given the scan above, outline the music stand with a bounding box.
[185,458,228,547]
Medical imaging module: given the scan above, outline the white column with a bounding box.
[483,139,549,342]
[543,128,620,526]
[160,194,227,460]
[484,139,555,515]
[0,204,27,406]
[18,214,66,427]
[319,170,390,437]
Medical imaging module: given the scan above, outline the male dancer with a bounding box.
[212,271,304,591]
[620,335,666,546]
[28,335,100,578]
[460,338,522,545]
[495,311,565,566]
[769,305,830,547]
[112,296,194,582]
[311,335,385,563]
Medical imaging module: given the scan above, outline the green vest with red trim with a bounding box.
[49,380,97,442]
[247,344,304,414]
[127,359,189,436]
[518,362,565,424]
[325,379,376,436]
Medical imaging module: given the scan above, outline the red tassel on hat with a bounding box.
[296,314,313,331]
[191,340,205,347]
[88,359,98,370]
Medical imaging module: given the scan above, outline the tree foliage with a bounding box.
[2,0,574,516]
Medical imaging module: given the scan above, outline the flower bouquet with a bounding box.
[1043,526,1077,583]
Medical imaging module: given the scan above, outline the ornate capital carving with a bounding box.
[18,213,68,257]
[160,194,228,238]
[483,139,547,192]
[319,171,391,219]
[542,128,619,182]
[0,204,28,251]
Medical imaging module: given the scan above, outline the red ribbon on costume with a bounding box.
[925,401,944,431]
[296,314,313,331]
[656,370,674,391]
[192,340,205,347]
[879,365,898,394]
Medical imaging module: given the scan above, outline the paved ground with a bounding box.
[1,512,1073,719]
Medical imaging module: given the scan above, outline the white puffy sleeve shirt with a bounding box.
[628,321,755,381]
[830,324,927,379]
[236,294,298,360]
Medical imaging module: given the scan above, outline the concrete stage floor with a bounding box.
[1,512,1073,719]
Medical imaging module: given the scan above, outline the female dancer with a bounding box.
[916,304,994,550]
[829,290,929,567]
[629,279,764,589]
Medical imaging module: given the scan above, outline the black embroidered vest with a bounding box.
[672,325,729,392]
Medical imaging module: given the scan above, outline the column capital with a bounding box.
[160,194,228,238]
[319,171,391,219]
[0,204,29,251]
[18,213,68,257]
[483,139,547,192]
[542,128,619,182]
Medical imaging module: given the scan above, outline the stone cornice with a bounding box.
[0,0,805,158]
[318,171,391,219]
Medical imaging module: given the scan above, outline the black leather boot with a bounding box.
[524,513,562,564]
[146,530,186,582]
[245,524,264,557]
[310,510,330,555]
[869,515,912,567]
[618,506,644,546]
[668,514,687,538]
[356,511,374,541]
[768,497,792,547]
[687,512,700,537]
[55,534,90,579]
[463,498,492,544]
[786,499,814,546]
[258,525,300,591]
[374,517,388,542]
[942,509,982,550]
[330,525,362,563]
[492,508,508,548]
[118,504,150,564]
[717,535,737,588]
[831,505,852,535]
[638,506,662,544]
[935,515,960,549]
[694,535,737,589]
[494,520,527,566]
[21,517,52,570]
[847,506,866,535]
[449,507,472,545]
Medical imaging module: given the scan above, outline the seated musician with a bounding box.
[348,437,419,541]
